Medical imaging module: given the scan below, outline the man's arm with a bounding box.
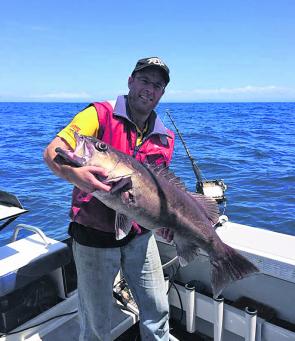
[43,136,111,193]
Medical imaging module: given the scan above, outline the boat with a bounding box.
[0,190,295,341]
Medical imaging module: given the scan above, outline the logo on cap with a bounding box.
[147,57,165,67]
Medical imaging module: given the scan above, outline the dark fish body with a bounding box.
[55,133,258,297]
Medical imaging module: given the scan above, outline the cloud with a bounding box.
[192,85,277,94]
[1,86,294,103]
[21,92,92,101]
[39,92,92,99]
[29,25,49,32]
[0,91,93,102]
[165,85,295,102]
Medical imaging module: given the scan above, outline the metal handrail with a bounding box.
[11,223,49,247]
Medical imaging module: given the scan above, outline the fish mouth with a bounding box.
[54,132,97,167]
[55,147,86,167]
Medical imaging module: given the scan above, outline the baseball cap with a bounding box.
[132,57,170,84]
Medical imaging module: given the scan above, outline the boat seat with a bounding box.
[0,233,71,297]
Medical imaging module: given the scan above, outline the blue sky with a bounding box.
[1,0,294,102]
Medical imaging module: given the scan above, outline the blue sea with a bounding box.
[0,102,294,245]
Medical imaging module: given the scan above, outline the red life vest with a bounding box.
[70,97,175,233]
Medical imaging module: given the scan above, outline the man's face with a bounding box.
[128,67,166,117]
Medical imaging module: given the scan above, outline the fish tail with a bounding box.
[210,244,259,298]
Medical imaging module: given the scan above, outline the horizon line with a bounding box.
[1,100,295,104]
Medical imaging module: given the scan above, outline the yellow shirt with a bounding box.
[58,106,99,149]
[58,105,148,149]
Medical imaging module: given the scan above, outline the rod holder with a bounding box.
[245,306,257,341]
[213,296,224,341]
[164,275,170,293]
[185,282,196,333]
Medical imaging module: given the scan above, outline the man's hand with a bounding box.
[67,166,111,193]
[156,228,174,243]
[44,136,111,193]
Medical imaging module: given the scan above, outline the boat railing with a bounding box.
[11,223,50,246]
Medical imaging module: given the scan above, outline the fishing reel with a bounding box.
[165,110,227,205]
[197,179,227,203]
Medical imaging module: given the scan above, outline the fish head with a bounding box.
[55,132,133,181]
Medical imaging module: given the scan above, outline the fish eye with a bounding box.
[95,142,108,151]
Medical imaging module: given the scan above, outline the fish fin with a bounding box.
[173,232,200,266]
[189,192,220,226]
[210,244,259,298]
[144,163,187,190]
[110,176,133,194]
[115,213,133,240]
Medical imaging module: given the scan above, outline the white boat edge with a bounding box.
[0,221,294,340]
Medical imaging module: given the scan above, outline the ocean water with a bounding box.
[0,102,294,245]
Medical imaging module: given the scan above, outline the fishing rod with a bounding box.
[165,110,203,185]
[165,109,227,204]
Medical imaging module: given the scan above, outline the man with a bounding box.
[44,57,175,340]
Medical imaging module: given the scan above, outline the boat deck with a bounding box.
[2,223,295,340]
[42,315,211,341]
[42,316,79,341]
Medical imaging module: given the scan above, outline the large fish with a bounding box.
[55,133,258,297]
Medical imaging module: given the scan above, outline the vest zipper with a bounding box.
[132,130,161,157]
[132,136,148,158]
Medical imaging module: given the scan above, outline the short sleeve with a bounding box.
[57,106,99,149]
